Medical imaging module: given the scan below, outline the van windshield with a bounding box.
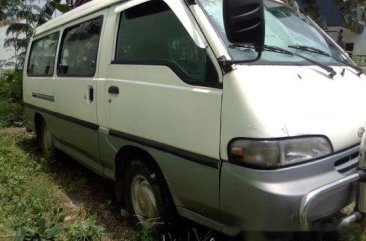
[197,0,353,66]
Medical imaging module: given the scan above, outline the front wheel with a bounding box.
[124,159,175,232]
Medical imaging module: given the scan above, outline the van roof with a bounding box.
[35,0,126,37]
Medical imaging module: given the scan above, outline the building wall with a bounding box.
[0,24,15,72]
[327,26,366,56]
[0,19,28,73]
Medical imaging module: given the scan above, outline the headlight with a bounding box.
[229,136,332,168]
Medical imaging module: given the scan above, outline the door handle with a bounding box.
[108,86,119,95]
[88,86,94,102]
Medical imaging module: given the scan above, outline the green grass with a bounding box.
[0,129,130,241]
[0,67,145,240]
[0,70,23,128]
[0,100,23,128]
[352,56,366,68]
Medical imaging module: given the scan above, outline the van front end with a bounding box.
[193,0,366,235]
[220,132,366,235]
[217,63,366,235]
[220,145,360,235]
[216,64,366,236]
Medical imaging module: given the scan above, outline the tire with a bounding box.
[124,158,176,232]
[40,120,55,161]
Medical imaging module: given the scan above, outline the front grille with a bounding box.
[335,151,359,174]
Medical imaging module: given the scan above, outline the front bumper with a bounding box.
[299,171,363,229]
[220,145,361,235]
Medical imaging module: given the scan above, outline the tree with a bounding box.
[0,0,15,22]
[37,0,92,25]
[37,0,61,26]
[66,0,92,9]
[0,0,8,22]
[333,0,366,33]
[2,0,92,70]
[4,0,43,70]
[297,0,328,28]
[297,0,366,32]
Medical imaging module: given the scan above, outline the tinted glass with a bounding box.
[28,32,59,76]
[58,17,103,77]
[115,1,218,83]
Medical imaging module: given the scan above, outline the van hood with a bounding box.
[221,65,366,153]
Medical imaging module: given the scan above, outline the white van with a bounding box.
[23,0,366,237]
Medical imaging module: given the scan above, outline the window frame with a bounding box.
[111,1,221,89]
[27,31,60,77]
[57,16,104,78]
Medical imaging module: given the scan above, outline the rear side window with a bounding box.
[115,1,219,85]
[27,32,59,76]
[58,17,103,77]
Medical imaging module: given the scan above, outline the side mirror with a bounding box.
[223,0,265,51]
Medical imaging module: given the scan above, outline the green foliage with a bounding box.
[1,0,92,68]
[15,208,65,241]
[0,0,20,22]
[2,0,45,69]
[297,0,327,28]
[66,0,92,10]
[137,229,156,241]
[0,101,23,128]
[333,0,365,33]
[127,228,158,241]
[38,0,62,25]
[352,55,366,67]
[299,0,366,32]
[0,70,23,101]
[6,22,34,36]
[66,214,104,241]
[0,133,53,229]
[39,0,92,26]
[0,70,23,128]
[54,3,70,13]
[0,130,107,241]
[338,224,366,241]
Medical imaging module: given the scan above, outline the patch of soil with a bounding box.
[0,127,27,133]
[50,152,135,241]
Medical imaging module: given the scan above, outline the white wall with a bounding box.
[348,30,366,56]
[0,24,16,72]
[327,26,366,56]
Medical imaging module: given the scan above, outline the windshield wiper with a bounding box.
[288,45,330,57]
[289,45,364,76]
[229,44,294,56]
[336,59,364,76]
[222,44,337,78]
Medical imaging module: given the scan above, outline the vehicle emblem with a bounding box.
[358,127,365,138]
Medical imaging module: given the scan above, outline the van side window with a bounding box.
[27,32,59,76]
[58,17,103,77]
[115,1,219,85]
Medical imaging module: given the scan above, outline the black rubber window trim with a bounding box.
[113,2,221,89]
[27,32,60,77]
[57,16,104,78]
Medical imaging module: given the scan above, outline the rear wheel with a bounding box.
[124,158,175,232]
[40,120,55,161]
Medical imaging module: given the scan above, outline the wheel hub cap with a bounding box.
[131,175,159,229]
